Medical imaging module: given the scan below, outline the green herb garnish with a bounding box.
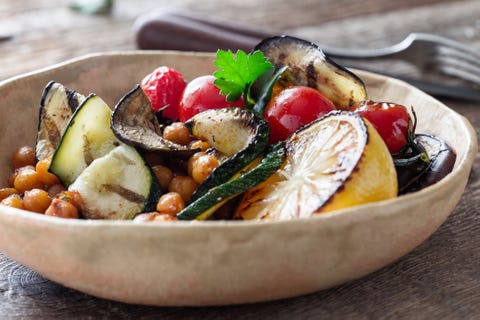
[213,49,274,108]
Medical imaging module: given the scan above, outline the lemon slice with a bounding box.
[235,111,398,220]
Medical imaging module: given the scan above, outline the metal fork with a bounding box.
[135,11,480,100]
[324,33,480,100]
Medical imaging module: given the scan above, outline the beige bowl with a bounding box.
[0,51,477,306]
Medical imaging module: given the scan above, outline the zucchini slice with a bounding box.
[68,144,160,220]
[36,81,86,161]
[255,35,367,109]
[111,85,197,155]
[184,108,270,203]
[176,142,285,220]
[49,94,121,186]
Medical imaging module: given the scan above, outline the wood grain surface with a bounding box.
[1,0,479,318]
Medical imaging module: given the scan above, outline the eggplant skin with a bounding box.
[36,81,85,161]
[254,35,368,108]
[414,134,456,189]
[397,134,456,194]
[111,84,196,155]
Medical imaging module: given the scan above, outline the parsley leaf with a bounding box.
[213,49,273,108]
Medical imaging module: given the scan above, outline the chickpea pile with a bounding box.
[0,146,83,218]
[136,122,219,222]
[1,122,219,221]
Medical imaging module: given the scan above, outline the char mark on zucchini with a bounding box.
[102,184,147,204]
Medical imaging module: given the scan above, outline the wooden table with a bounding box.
[1,0,479,318]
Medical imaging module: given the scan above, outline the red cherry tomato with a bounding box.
[178,75,244,122]
[141,66,186,120]
[264,86,336,144]
[351,100,412,153]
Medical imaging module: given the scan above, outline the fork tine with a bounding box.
[434,50,480,86]
[404,33,480,86]
[406,33,479,60]
[436,44,480,70]
[430,34,480,61]
[437,62,480,86]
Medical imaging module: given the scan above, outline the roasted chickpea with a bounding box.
[168,175,198,203]
[190,154,219,184]
[23,189,52,213]
[133,212,178,222]
[1,194,24,209]
[187,151,208,176]
[0,188,18,201]
[133,212,158,222]
[12,146,35,169]
[156,192,185,215]
[151,164,174,191]
[163,122,192,145]
[153,213,178,222]
[57,190,85,213]
[13,166,43,192]
[35,157,59,186]
[45,198,79,219]
[189,140,211,152]
[47,183,66,198]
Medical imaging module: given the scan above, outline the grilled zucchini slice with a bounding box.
[184,108,269,203]
[68,144,160,220]
[176,142,285,220]
[49,94,121,186]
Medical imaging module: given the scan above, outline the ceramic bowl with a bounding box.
[0,51,477,306]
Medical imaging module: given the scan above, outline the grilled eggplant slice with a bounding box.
[111,85,196,155]
[255,35,367,109]
[185,108,270,203]
[36,81,86,161]
[396,134,456,194]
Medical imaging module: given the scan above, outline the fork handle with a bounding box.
[134,11,270,52]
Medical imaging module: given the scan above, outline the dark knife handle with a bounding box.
[134,11,272,52]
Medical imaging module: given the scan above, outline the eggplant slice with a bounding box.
[255,35,367,109]
[111,85,196,155]
[36,81,86,161]
[184,107,270,203]
[396,134,456,194]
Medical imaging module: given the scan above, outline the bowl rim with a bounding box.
[0,50,477,230]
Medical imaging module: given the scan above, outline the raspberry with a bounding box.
[140,66,187,120]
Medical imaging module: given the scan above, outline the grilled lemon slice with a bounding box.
[235,111,397,220]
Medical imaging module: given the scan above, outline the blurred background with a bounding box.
[1,0,479,81]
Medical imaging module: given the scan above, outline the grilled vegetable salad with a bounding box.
[1,35,456,221]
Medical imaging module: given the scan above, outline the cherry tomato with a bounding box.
[264,86,336,144]
[178,75,244,122]
[141,66,186,120]
[351,100,412,153]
